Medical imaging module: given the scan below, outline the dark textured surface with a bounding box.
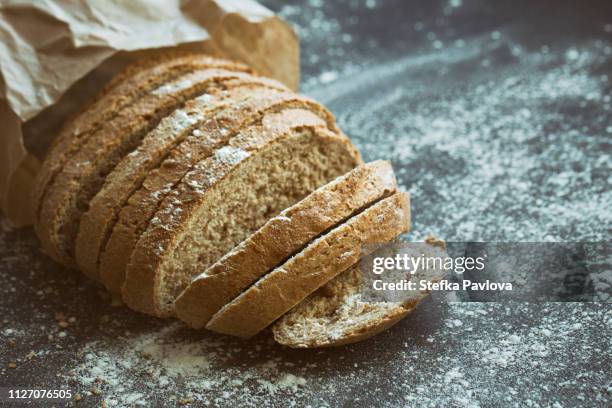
[1,1,611,407]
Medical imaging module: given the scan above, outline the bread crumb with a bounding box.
[424,235,446,249]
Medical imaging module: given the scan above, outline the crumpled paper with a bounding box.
[0,0,298,226]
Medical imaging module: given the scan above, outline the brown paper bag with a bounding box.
[0,0,299,226]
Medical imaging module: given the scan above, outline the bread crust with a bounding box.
[100,92,340,294]
[205,192,410,338]
[33,55,249,230]
[122,122,361,317]
[75,77,287,281]
[36,68,258,266]
[175,161,397,329]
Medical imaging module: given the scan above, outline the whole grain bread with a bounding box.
[272,239,447,347]
[122,120,361,317]
[36,68,260,266]
[33,53,431,346]
[175,161,397,329]
[99,91,340,294]
[33,55,249,230]
[206,192,410,338]
[75,77,287,281]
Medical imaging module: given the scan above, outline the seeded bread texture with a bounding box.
[206,192,410,338]
[273,240,446,348]
[175,161,397,329]
[36,68,256,266]
[75,77,287,281]
[99,90,336,294]
[32,55,249,231]
[122,123,361,317]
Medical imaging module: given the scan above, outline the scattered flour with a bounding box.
[63,323,311,406]
[1,2,610,407]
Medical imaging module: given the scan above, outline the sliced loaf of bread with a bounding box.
[75,78,286,281]
[175,160,397,329]
[99,90,337,294]
[36,68,261,266]
[35,54,431,346]
[272,238,446,347]
[206,192,410,338]
[33,55,249,230]
[122,116,361,317]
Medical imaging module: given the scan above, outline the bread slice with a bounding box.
[35,68,263,266]
[75,78,285,282]
[206,192,410,337]
[122,117,361,317]
[175,161,397,329]
[32,55,249,229]
[99,92,339,294]
[272,238,446,347]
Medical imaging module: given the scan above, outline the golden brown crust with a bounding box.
[205,192,410,338]
[75,76,287,282]
[100,51,240,97]
[175,161,397,329]
[122,124,360,317]
[100,91,339,294]
[33,55,249,232]
[36,67,256,266]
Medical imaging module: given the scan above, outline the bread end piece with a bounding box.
[273,234,449,349]
[272,263,424,348]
